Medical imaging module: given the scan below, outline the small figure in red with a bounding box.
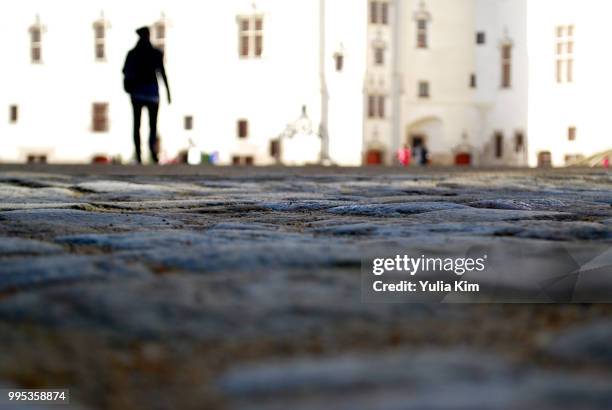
[397,145,412,167]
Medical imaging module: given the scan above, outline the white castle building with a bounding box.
[0,0,610,167]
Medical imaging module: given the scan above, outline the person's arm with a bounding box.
[159,54,171,104]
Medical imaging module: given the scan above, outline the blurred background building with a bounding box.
[0,0,610,167]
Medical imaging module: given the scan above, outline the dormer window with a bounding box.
[413,2,431,49]
[501,43,513,88]
[556,25,574,83]
[153,14,167,53]
[93,13,110,61]
[334,52,344,72]
[238,14,264,58]
[29,16,45,63]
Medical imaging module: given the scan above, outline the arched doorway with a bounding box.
[405,117,444,164]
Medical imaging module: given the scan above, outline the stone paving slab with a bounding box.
[0,166,610,410]
[219,349,612,410]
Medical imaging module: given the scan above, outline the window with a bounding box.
[494,132,504,158]
[381,2,389,25]
[515,132,524,152]
[568,126,576,141]
[184,116,193,130]
[418,81,430,98]
[369,1,389,25]
[470,74,477,88]
[538,151,552,168]
[238,15,263,58]
[27,155,47,164]
[9,105,18,123]
[501,44,512,88]
[374,46,385,65]
[565,154,584,164]
[417,19,428,48]
[93,19,107,61]
[556,25,574,83]
[92,103,109,132]
[269,139,280,157]
[232,156,254,165]
[237,119,249,138]
[334,52,344,72]
[367,95,386,119]
[476,32,486,45]
[153,19,166,53]
[29,22,43,63]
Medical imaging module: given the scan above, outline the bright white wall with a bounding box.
[0,0,322,164]
[398,0,479,164]
[476,0,528,166]
[3,0,610,166]
[325,0,367,166]
[527,0,612,167]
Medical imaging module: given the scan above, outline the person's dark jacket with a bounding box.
[122,41,164,94]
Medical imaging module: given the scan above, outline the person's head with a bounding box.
[136,26,150,41]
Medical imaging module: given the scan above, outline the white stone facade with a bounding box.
[0,0,609,166]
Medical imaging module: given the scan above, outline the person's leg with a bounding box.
[131,98,143,164]
[146,102,160,164]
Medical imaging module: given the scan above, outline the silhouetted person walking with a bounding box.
[123,27,171,164]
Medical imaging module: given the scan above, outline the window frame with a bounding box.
[238,14,264,59]
[514,132,524,153]
[476,31,486,45]
[369,1,389,25]
[416,19,428,49]
[494,132,504,159]
[334,52,344,72]
[92,102,109,133]
[367,94,386,119]
[29,25,43,64]
[184,116,194,131]
[153,19,167,53]
[556,25,575,84]
[501,44,512,88]
[93,19,107,61]
[9,105,18,124]
[568,126,577,141]
[374,45,385,65]
[418,81,430,98]
[237,119,249,139]
[470,74,477,89]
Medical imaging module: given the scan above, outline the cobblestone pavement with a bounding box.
[0,166,610,410]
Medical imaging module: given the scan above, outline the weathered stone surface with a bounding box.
[0,236,64,256]
[405,207,567,223]
[545,320,612,364]
[219,349,612,410]
[0,183,78,203]
[56,231,212,251]
[468,198,571,211]
[0,255,149,293]
[327,202,466,217]
[0,167,609,410]
[0,209,183,233]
